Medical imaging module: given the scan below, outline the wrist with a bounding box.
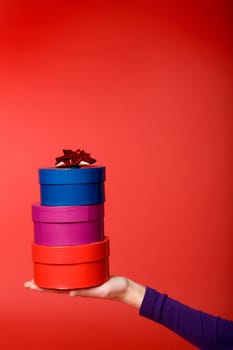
[120,279,146,309]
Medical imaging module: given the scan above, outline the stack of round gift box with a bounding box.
[31,166,109,289]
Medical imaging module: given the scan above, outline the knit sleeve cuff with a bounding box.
[139,286,168,323]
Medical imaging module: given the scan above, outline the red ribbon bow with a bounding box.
[55,149,96,168]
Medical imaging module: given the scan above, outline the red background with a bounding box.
[0,1,232,349]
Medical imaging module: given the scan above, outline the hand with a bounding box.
[69,276,130,299]
[24,276,146,309]
[24,276,128,298]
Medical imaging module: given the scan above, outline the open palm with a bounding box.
[24,276,129,300]
[24,276,145,308]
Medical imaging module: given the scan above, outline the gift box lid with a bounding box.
[32,203,104,223]
[39,166,105,185]
[32,237,109,264]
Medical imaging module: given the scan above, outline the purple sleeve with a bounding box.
[139,287,233,350]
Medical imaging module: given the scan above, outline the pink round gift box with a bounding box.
[32,203,104,246]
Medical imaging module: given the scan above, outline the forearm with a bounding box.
[139,287,233,350]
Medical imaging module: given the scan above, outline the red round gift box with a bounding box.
[32,237,110,289]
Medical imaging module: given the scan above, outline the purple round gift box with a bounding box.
[32,203,104,246]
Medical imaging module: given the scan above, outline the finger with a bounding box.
[30,284,45,292]
[69,288,92,297]
[69,289,90,297]
[69,290,79,297]
[24,280,46,292]
[24,280,34,288]
[26,281,45,292]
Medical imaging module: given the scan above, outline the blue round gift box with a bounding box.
[39,166,105,206]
